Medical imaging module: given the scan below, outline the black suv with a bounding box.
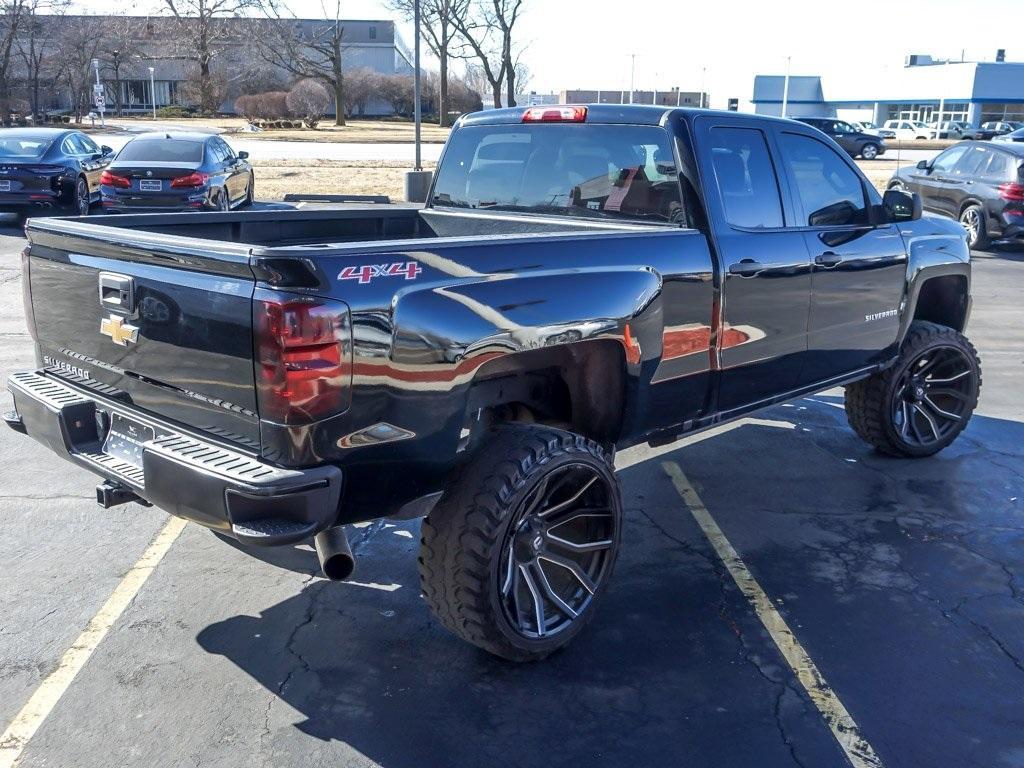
[888,141,1024,249]
[796,117,886,159]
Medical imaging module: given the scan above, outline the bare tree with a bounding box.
[451,0,524,109]
[53,15,105,122]
[488,0,523,107]
[450,1,503,109]
[253,0,347,126]
[15,0,67,120]
[163,0,261,114]
[97,15,143,116]
[387,0,467,126]
[0,0,29,124]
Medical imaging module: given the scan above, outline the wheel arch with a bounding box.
[958,197,986,217]
[462,340,628,448]
[900,268,971,344]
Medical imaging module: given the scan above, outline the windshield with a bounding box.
[117,140,204,163]
[0,136,50,159]
[431,123,682,223]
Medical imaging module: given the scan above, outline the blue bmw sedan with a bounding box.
[100,132,254,213]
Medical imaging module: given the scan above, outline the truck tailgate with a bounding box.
[24,218,261,450]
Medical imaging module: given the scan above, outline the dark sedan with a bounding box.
[888,141,1024,249]
[795,117,887,159]
[994,127,1024,143]
[100,132,253,213]
[0,127,113,219]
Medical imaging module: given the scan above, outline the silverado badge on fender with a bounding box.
[100,314,139,346]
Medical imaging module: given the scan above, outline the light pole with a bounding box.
[781,56,791,118]
[403,0,432,203]
[149,67,156,120]
[629,54,636,104]
[700,66,707,108]
[92,57,105,127]
[413,0,421,171]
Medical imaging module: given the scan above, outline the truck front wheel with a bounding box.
[419,425,622,661]
[844,321,981,457]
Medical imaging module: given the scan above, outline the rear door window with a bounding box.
[778,132,869,227]
[707,126,784,229]
[983,151,1013,182]
[431,123,683,223]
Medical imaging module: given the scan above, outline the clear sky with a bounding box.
[71,0,1020,109]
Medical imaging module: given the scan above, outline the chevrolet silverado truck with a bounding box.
[5,105,981,661]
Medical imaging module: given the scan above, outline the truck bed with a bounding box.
[54,205,657,248]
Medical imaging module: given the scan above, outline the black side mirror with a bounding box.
[101,145,113,155]
[237,150,249,160]
[916,160,930,171]
[882,189,923,222]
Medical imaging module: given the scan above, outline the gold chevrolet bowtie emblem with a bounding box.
[100,314,139,346]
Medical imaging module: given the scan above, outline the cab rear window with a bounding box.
[432,124,683,223]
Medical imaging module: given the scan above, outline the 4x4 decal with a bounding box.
[339,261,422,285]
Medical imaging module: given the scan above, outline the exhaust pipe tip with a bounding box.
[314,526,355,581]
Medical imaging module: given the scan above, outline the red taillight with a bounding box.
[522,106,587,123]
[254,291,352,425]
[998,182,1024,201]
[100,170,130,188]
[170,171,209,188]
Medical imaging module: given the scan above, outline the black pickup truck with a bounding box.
[6,105,980,661]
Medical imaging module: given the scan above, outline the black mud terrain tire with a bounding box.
[845,321,981,457]
[419,425,622,661]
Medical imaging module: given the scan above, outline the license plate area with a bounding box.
[139,179,162,192]
[0,180,11,192]
[102,412,154,470]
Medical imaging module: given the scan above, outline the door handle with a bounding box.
[728,259,765,276]
[815,251,843,267]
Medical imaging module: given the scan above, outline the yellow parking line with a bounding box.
[0,516,186,768]
[661,462,884,768]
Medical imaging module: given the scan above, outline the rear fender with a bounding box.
[389,267,664,380]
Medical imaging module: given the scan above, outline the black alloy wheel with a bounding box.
[497,462,617,640]
[75,177,90,216]
[845,321,981,457]
[419,425,622,661]
[892,345,977,449]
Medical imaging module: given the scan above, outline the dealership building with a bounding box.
[752,52,1024,127]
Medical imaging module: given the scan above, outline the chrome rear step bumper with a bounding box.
[6,370,342,546]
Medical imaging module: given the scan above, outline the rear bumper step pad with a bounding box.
[6,370,342,546]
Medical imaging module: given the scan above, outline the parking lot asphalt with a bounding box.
[0,221,1022,768]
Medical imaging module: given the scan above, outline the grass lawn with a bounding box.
[253,158,892,203]
[103,116,451,144]
[252,159,437,201]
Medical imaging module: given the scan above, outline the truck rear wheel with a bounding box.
[419,425,622,661]
[844,321,981,457]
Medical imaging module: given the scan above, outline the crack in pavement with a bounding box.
[258,520,388,762]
